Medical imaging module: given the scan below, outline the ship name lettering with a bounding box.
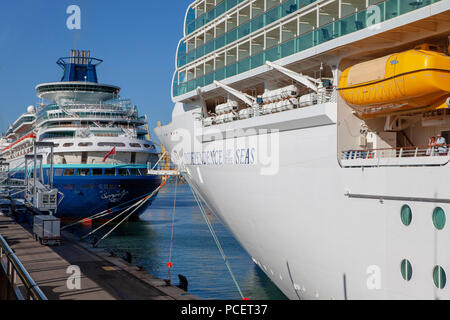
[235,148,255,165]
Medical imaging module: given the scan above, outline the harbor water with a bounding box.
[74,182,288,300]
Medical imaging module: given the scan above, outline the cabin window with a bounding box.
[55,169,64,176]
[64,169,75,176]
[98,142,126,147]
[104,168,115,176]
[400,205,412,226]
[144,144,152,149]
[63,143,74,147]
[92,169,103,176]
[76,168,90,176]
[433,266,447,289]
[400,259,413,281]
[130,143,141,148]
[130,169,141,176]
[79,142,93,147]
[432,207,446,230]
[118,169,130,176]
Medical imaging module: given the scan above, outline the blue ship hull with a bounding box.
[54,175,162,220]
[12,165,162,220]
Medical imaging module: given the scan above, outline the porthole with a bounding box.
[401,259,413,281]
[433,207,446,230]
[433,265,447,289]
[401,205,412,226]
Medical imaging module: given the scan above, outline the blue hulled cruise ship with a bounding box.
[0,50,161,219]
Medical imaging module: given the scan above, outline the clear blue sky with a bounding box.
[0,0,191,141]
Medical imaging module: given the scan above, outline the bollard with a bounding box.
[177,274,188,292]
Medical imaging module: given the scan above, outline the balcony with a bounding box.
[341,144,450,168]
[173,0,443,97]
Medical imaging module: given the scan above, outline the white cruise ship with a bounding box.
[155,0,450,299]
[0,50,161,219]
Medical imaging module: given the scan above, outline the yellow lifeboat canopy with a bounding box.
[338,44,450,118]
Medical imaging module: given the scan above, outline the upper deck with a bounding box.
[173,0,448,100]
[37,50,121,103]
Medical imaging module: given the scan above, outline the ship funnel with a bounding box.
[57,49,103,83]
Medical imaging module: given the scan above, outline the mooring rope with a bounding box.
[79,195,150,241]
[189,184,245,300]
[61,188,165,231]
[90,178,173,247]
[166,176,178,281]
[168,150,245,298]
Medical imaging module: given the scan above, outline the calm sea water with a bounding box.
[75,183,287,300]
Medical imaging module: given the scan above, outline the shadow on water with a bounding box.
[71,183,287,300]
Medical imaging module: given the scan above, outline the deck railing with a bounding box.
[203,87,337,127]
[341,144,450,161]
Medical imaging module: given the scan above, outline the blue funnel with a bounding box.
[57,50,103,83]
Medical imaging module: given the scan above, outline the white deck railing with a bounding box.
[341,145,450,161]
[203,88,337,127]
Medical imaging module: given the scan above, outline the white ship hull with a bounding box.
[158,0,450,300]
[156,104,450,300]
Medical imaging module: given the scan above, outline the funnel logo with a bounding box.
[66,5,81,30]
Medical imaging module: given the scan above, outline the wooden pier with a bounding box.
[0,214,197,300]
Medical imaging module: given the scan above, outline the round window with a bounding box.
[401,205,412,226]
[433,265,447,289]
[433,207,446,230]
[401,259,412,281]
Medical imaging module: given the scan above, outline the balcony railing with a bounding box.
[180,0,315,67]
[173,0,442,97]
[37,114,145,125]
[341,144,450,161]
[203,87,337,127]
[185,0,246,36]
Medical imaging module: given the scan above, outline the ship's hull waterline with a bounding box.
[156,106,450,300]
[9,165,162,220]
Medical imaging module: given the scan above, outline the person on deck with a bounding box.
[427,136,436,156]
[435,133,448,156]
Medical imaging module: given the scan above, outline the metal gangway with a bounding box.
[0,142,61,215]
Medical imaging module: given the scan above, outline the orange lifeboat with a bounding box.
[338,44,450,118]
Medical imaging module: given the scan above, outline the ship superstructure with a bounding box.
[1,50,161,219]
[156,0,450,299]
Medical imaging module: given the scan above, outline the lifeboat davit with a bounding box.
[338,44,450,118]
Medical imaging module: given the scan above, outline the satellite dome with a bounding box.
[27,105,36,114]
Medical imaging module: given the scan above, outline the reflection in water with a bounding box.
[74,183,287,300]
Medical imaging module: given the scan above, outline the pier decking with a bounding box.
[0,214,197,300]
